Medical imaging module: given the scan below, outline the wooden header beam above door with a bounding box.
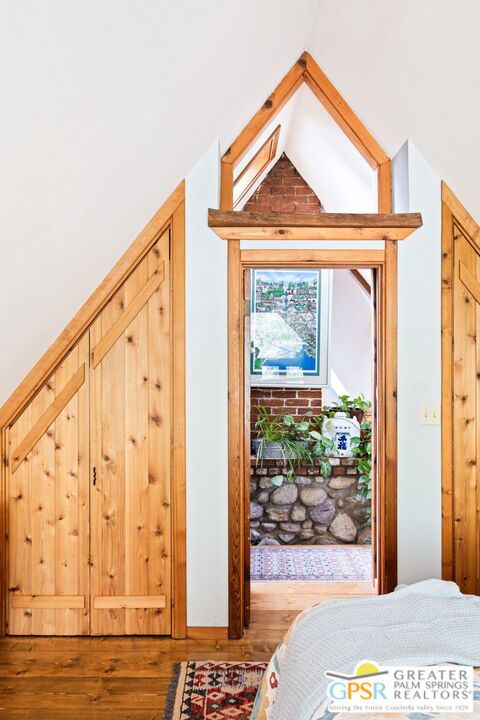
[208,210,422,241]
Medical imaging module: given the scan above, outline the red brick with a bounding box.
[309,399,323,407]
[245,153,324,214]
[285,398,309,407]
[261,398,284,407]
[294,203,318,212]
[297,390,322,398]
[270,389,296,398]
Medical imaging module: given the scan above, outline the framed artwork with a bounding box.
[250,268,331,387]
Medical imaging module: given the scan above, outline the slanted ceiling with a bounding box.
[4,1,480,406]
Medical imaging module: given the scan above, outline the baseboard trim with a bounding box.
[186,626,228,640]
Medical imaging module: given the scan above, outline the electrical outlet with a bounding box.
[419,404,440,426]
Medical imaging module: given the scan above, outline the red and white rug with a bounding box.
[251,545,372,582]
[165,661,267,720]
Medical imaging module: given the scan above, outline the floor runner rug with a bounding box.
[251,544,372,582]
[165,661,267,719]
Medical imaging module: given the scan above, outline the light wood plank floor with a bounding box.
[0,582,375,719]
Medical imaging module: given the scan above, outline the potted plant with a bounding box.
[252,405,312,480]
[327,394,371,423]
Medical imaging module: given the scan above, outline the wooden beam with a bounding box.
[208,209,422,241]
[11,595,85,609]
[380,159,398,593]
[303,52,388,170]
[93,596,166,610]
[10,364,85,473]
[459,261,480,305]
[240,249,385,266]
[441,194,454,583]
[223,56,305,167]
[378,161,392,214]
[350,268,371,295]
[171,199,187,639]
[442,182,480,246]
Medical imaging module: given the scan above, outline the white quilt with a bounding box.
[265,580,480,720]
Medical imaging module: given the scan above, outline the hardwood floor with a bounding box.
[250,579,376,632]
[0,582,375,718]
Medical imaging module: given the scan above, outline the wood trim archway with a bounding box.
[219,51,400,639]
[0,184,187,637]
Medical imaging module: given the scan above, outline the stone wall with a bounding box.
[250,457,371,546]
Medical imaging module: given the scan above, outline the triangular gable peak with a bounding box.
[220,51,392,214]
[242,153,324,214]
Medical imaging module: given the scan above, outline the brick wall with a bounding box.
[251,387,322,434]
[244,153,324,214]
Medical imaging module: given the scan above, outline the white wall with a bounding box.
[285,86,377,213]
[328,270,373,402]
[308,0,480,223]
[185,142,228,626]
[0,0,317,405]
[394,141,442,584]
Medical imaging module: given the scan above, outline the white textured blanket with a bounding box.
[269,579,480,720]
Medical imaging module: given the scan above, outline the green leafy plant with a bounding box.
[350,420,373,521]
[254,405,313,480]
[309,431,335,478]
[325,394,371,420]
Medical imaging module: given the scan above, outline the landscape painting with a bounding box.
[251,269,322,382]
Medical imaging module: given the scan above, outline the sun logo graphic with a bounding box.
[325,660,389,703]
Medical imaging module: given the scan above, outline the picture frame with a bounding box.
[250,268,331,387]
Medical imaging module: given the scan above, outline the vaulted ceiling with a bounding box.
[2,0,480,402]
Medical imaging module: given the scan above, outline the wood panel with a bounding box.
[243,270,251,628]
[171,200,187,639]
[90,229,171,635]
[442,182,480,593]
[0,183,186,637]
[7,338,89,635]
[441,196,455,581]
[233,125,280,209]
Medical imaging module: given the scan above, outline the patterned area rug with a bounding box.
[251,545,372,582]
[165,661,267,720]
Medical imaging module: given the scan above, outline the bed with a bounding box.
[252,580,480,720]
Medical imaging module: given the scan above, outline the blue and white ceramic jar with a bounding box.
[322,411,360,458]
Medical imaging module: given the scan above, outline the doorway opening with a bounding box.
[243,256,382,628]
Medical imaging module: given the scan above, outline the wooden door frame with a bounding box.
[230,248,395,638]
[441,181,480,584]
[0,184,187,637]
[219,51,398,638]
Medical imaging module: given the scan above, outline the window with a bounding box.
[250,268,331,386]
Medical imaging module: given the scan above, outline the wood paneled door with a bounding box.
[6,229,174,635]
[90,229,171,635]
[442,184,480,594]
[7,338,90,635]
